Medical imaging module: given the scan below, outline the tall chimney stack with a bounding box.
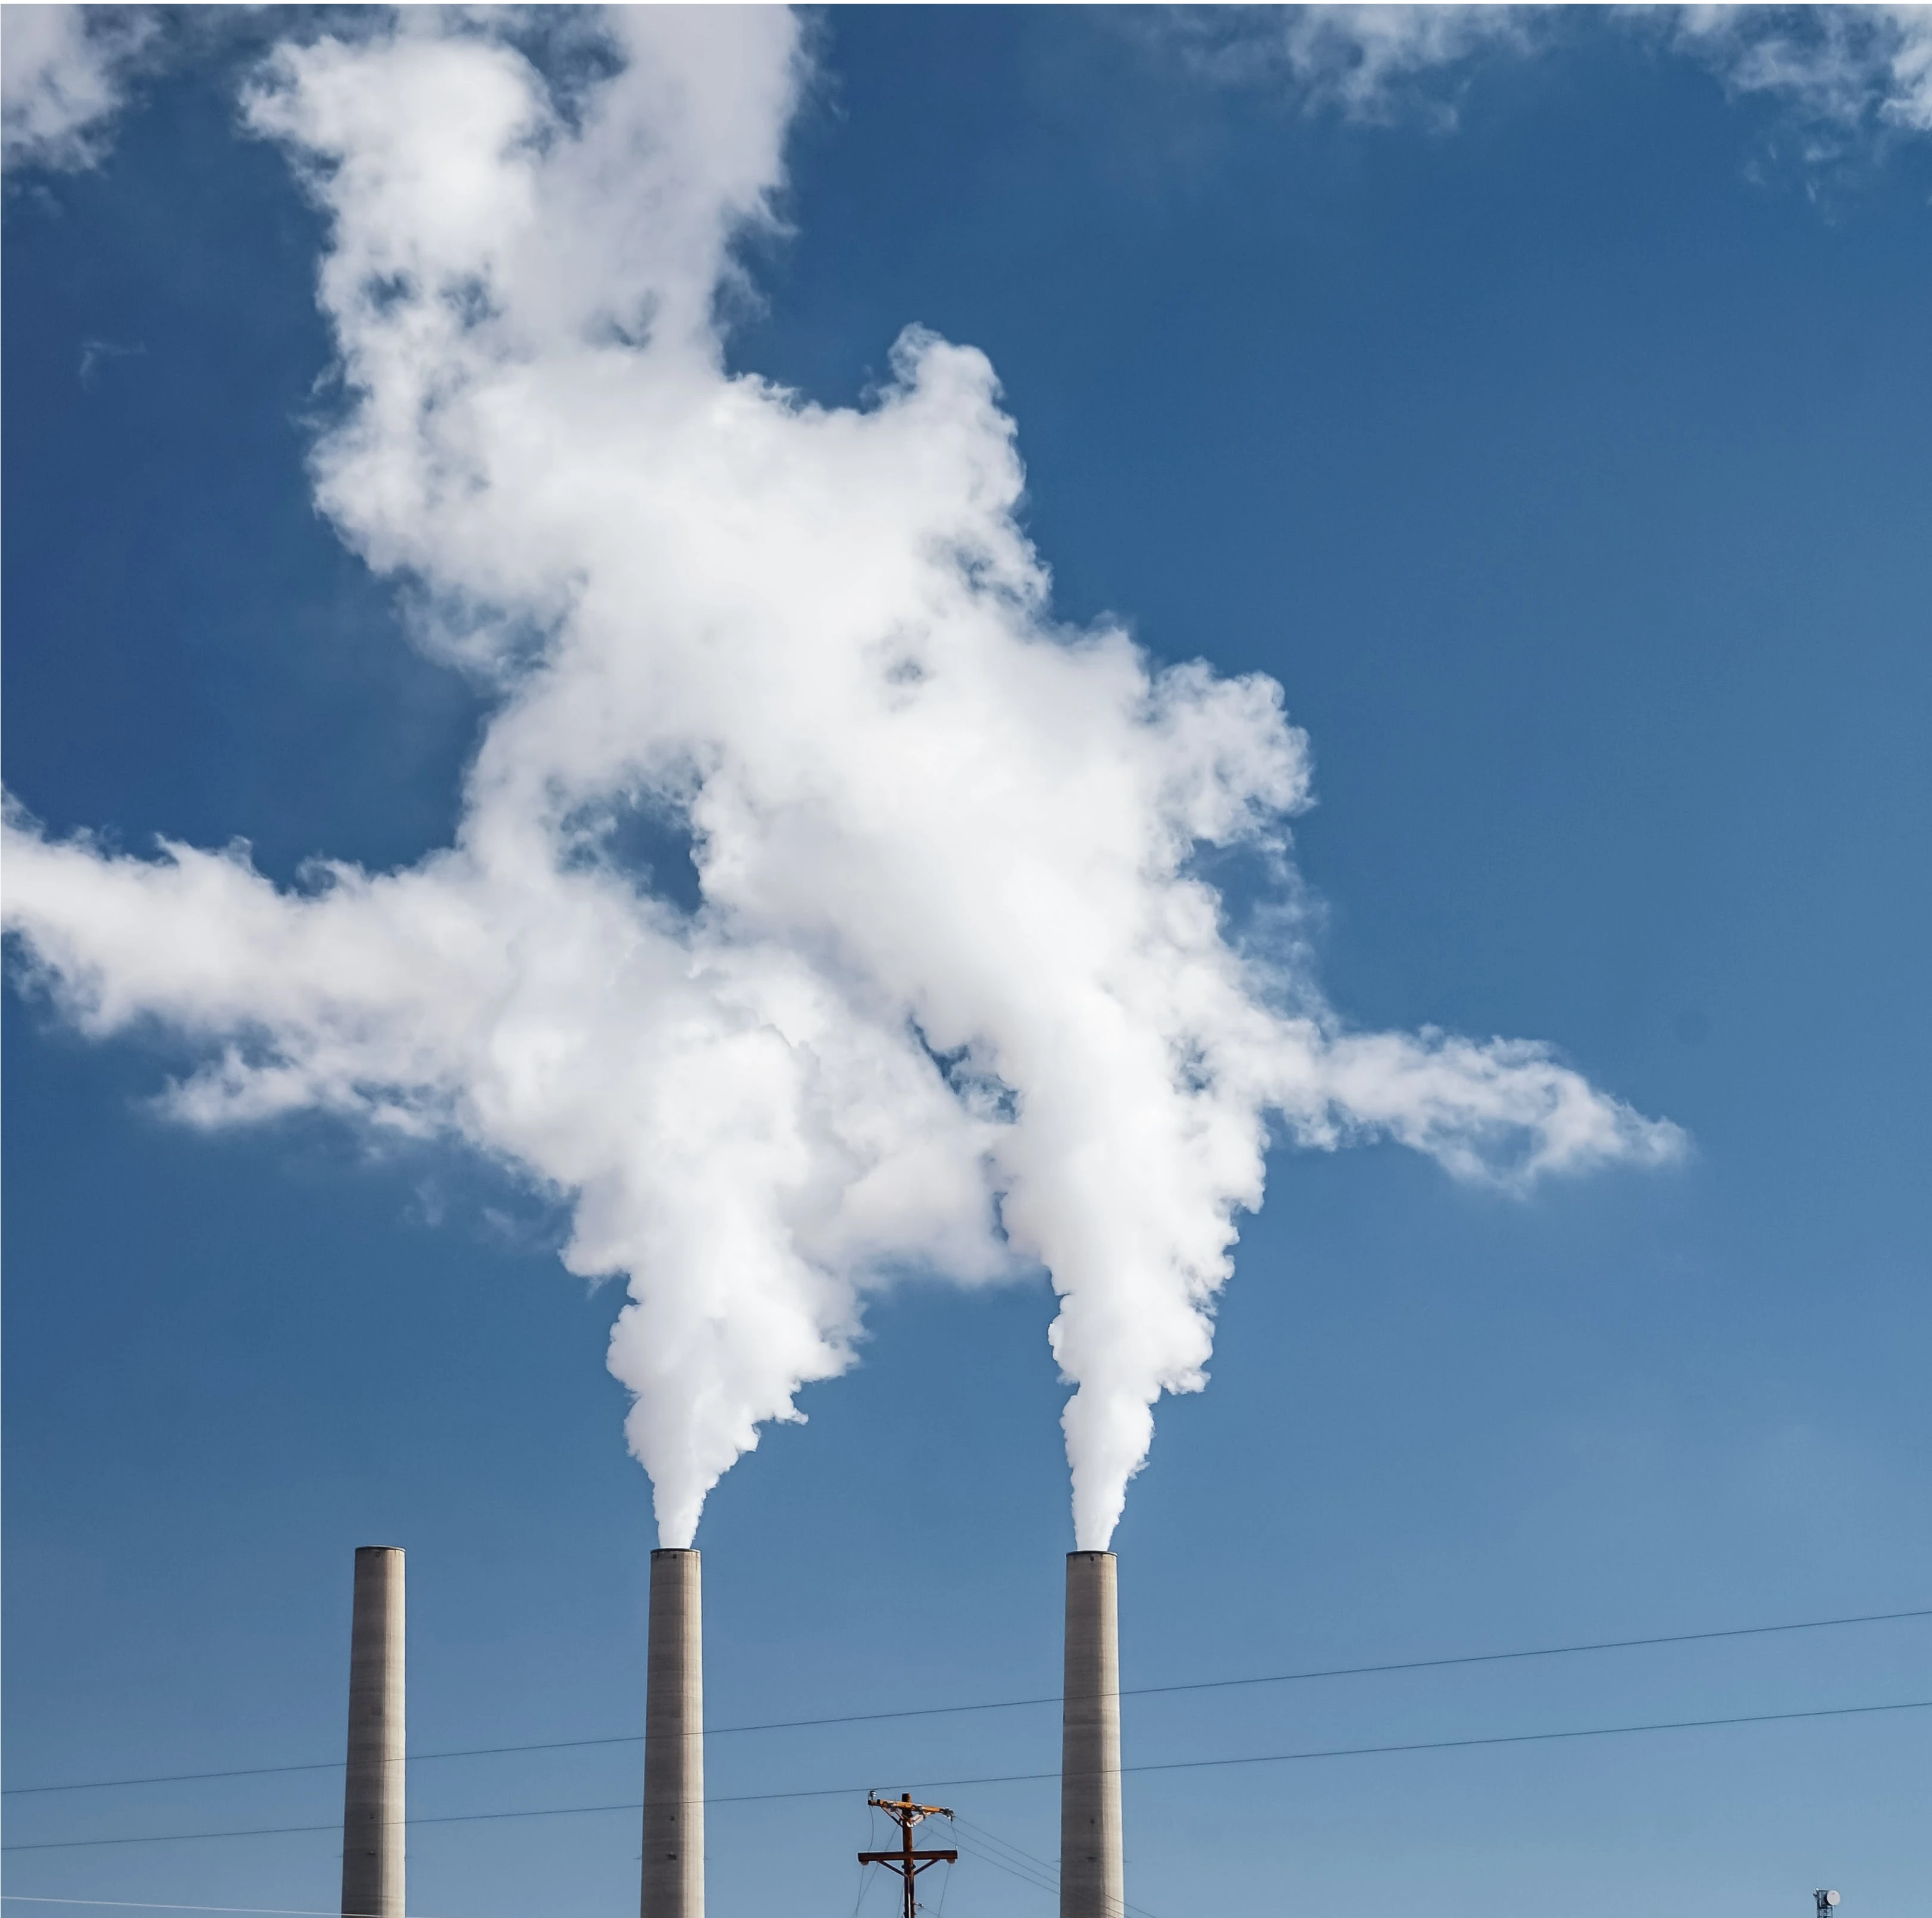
[1060,1550,1124,1918]
[641,1547,704,1918]
[341,1545,405,1918]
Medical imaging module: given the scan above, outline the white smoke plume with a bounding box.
[0,9,1683,1550]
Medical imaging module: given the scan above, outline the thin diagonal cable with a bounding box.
[0,1901,464,1917]
[0,1904,343,1917]
[942,1825,1060,1903]
[9,1602,1927,1799]
[945,1813,1164,1918]
[848,1800,877,1918]
[946,1834,1056,1901]
[945,1815,1055,1879]
[942,1817,1060,1895]
[948,1831,1147,1918]
[947,1812,1056,1873]
[6,1695,1927,1851]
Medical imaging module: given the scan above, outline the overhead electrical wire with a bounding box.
[942,1812,1167,1918]
[945,1814,1059,1886]
[6,1602,1925,1801]
[0,1903,468,1918]
[5,1695,1927,1854]
[944,1831,1056,1902]
[0,1863,1078,1918]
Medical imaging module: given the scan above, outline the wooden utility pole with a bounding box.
[858,1792,957,1918]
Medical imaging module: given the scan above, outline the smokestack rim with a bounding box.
[1066,1550,1116,1562]
[650,1547,700,1561]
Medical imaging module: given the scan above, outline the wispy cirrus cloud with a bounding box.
[1676,4,1932,141]
[1155,4,1540,127]
[1152,4,1932,166]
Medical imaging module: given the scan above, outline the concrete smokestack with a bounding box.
[1060,1550,1124,1918]
[641,1548,704,1918]
[341,1546,405,1918]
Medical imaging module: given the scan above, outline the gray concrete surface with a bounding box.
[641,1547,704,1918]
[1060,1549,1125,1918]
[341,1545,405,1918]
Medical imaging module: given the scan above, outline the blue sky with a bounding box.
[4,8,1929,1918]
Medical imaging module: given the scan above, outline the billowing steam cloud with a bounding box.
[1,10,1682,1550]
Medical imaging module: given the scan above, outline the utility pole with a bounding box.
[858,1792,957,1918]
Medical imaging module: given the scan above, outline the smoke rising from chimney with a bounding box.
[0,10,1682,1550]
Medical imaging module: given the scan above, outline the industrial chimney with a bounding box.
[1060,1550,1124,1918]
[641,1547,704,1918]
[341,1545,405,1918]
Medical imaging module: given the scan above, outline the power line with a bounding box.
[947,1815,1059,1885]
[944,1813,1165,1918]
[1,1904,342,1917]
[0,1903,466,1917]
[943,1830,1056,1902]
[0,1835,1103,1918]
[1106,1604,1932,1708]
[6,1695,1926,1853]
[7,1602,1925,1800]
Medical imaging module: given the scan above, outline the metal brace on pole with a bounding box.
[858,1791,958,1918]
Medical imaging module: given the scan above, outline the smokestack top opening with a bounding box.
[651,1547,700,1560]
[1066,1550,1116,1562]
[355,1545,405,1556]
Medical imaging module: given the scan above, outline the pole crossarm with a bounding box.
[858,1792,959,1918]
